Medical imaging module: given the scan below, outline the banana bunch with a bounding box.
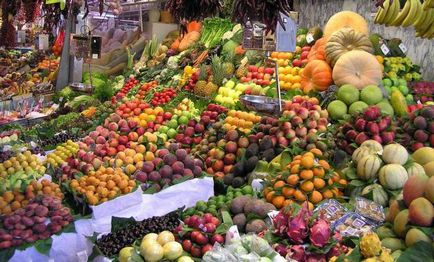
[374,0,434,39]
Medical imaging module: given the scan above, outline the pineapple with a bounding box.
[211,56,225,87]
[378,248,393,262]
[235,64,247,78]
[194,64,208,97]
[360,232,382,258]
[222,50,235,78]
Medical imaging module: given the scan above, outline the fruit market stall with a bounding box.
[0,0,434,261]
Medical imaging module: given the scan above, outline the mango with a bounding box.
[403,174,429,206]
[393,209,410,237]
[405,228,431,247]
[412,147,434,166]
[381,238,405,252]
[424,176,434,203]
[408,197,434,227]
[386,200,404,223]
[423,161,434,177]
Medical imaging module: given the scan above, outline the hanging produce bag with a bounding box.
[52,30,65,56]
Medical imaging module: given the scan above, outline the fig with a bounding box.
[22,217,34,227]
[0,241,12,249]
[35,206,49,217]
[39,231,51,240]
[24,236,38,243]
[33,216,46,224]
[33,223,47,233]
[12,239,23,246]
[0,234,12,241]
[48,224,62,234]
[14,224,26,230]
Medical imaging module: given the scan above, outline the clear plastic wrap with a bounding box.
[333,212,376,237]
[354,197,385,224]
[202,243,238,262]
[314,199,348,226]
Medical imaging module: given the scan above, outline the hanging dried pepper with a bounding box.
[0,0,19,48]
[165,0,222,33]
[21,0,41,22]
[231,0,292,33]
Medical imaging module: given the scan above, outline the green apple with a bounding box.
[398,85,409,95]
[182,111,191,118]
[167,119,178,129]
[178,116,189,125]
[158,126,169,134]
[382,78,392,88]
[167,128,177,139]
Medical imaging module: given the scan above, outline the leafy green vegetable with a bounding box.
[200,18,234,48]
[92,79,114,102]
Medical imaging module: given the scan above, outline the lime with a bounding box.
[184,207,195,216]
[234,191,243,197]
[242,185,253,195]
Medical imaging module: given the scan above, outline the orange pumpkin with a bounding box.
[307,37,328,62]
[323,11,369,37]
[301,60,333,93]
[332,50,382,89]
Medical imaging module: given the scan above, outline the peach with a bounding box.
[115,159,124,168]
[125,164,136,175]
[408,197,434,227]
[96,136,106,145]
[144,152,155,161]
[128,132,139,142]
[403,174,429,206]
[108,122,118,132]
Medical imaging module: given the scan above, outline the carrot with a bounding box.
[193,50,208,67]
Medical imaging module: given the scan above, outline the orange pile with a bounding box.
[70,167,136,205]
[264,149,347,210]
[0,179,64,215]
[224,110,261,133]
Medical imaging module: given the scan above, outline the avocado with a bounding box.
[232,177,245,188]
[223,173,234,185]
[262,148,276,162]
[245,156,259,173]
[307,27,323,45]
[259,137,273,151]
[246,143,259,159]
[233,162,245,177]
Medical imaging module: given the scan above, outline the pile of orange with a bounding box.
[70,167,136,206]
[223,110,261,133]
[130,107,164,128]
[278,66,303,91]
[264,149,347,210]
[0,179,64,215]
[270,52,293,67]
[107,146,155,175]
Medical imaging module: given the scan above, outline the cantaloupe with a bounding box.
[324,11,369,37]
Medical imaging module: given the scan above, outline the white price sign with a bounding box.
[380,44,390,55]
[399,43,407,53]
[306,33,314,44]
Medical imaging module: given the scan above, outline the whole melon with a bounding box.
[379,164,409,190]
[324,11,369,37]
